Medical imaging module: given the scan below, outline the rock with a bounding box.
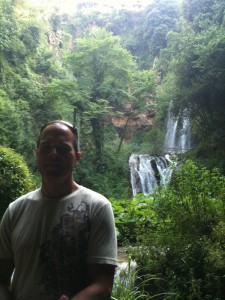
[110,111,156,140]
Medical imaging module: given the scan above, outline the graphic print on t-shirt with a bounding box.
[39,200,91,299]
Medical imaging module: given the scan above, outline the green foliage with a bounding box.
[0,95,27,157]
[142,0,180,58]
[158,15,225,167]
[67,27,135,110]
[1,3,225,298]
[75,140,132,200]
[0,146,35,219]
[0,0,224,203]
[129,160,225,299]
[131,127,165,155]
[0,0,21,56]
[66,27,136,156]
[105,9,149,68]
[182,0,224,31]
[0,90,36,164]
[131,69,157,110]
[0,90,21,148]
[112,194,155,245]
[155,73,178,121]
[20,24,40,53]
[113,257,152,300]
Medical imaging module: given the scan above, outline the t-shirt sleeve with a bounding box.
[87,200,118,266]
[0,208,14,259]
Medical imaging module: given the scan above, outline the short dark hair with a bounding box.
[37,120,79,152]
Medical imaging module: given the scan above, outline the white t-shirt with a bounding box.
[0,185,118,300]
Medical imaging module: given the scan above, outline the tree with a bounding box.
[182,0,215,31]
[182,0,225,29]
[105,9,148,68]
[131,69,157,110]
[142,0,180,61]
[66,27,135,158]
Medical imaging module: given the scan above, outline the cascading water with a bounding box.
[164,109,191,154]
[129,154,174,196]
[129,107,191,195]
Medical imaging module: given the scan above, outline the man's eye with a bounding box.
[57,147,70,154]
[39,145,71,154]
[40,145,51,152]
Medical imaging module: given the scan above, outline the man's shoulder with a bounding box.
[9,188,41,209]
[77,186,110,205]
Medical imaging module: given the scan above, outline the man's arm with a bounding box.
[58,263,116,300]
[0,258,14,300]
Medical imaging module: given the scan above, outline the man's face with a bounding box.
[36,123,78,179]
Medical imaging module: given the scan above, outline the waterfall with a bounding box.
[129,106,191,196]
[129,154,174,196]
[164,113,178,152]
[164,109,191,154]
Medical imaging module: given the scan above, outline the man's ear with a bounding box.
[75,151,81,161]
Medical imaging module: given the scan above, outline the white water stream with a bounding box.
[129,107,191,195]
[129,154,175,196]
[164,108,191,154]
[113,248,137,295]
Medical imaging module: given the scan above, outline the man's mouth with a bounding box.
[45,163,61,167]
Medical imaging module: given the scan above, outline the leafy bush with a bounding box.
[0,146,35,219]
[129,160,225,299]
[112,194,155,245]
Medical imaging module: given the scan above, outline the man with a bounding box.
[0,120,118,300]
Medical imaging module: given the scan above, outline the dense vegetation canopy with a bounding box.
[1,0,225,298]
[0,0,224,179]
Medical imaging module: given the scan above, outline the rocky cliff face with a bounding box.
[110,110,156,140]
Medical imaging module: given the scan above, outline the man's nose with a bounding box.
[49,147,58,156]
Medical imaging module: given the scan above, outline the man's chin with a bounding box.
[43,167,63,178]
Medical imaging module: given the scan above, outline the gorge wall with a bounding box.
[110,110,156,140]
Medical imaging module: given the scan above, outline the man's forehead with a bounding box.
[40,124,73,141]
[40,137,71,144]
[37,122,77,151]
[43,122,71,132]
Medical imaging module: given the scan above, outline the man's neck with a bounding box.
[41,178,78,199]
